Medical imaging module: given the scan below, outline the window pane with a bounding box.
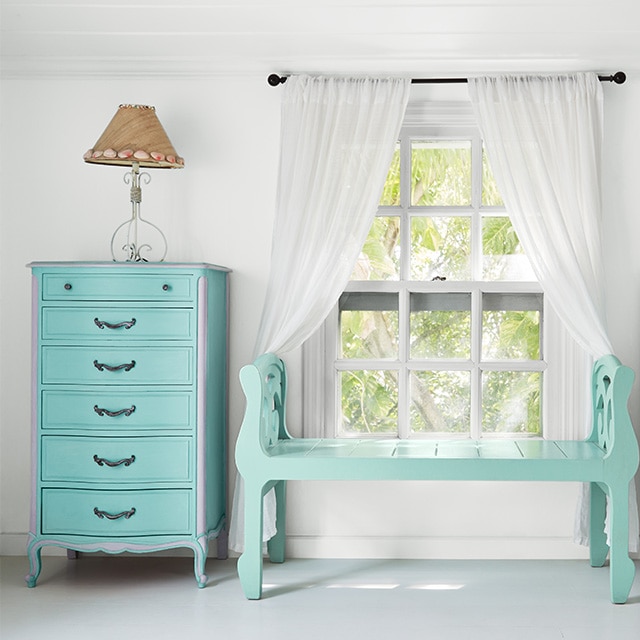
[351,216,400,280]
[482,371,541,436]
[410,293,471,359]
[411,140,472,206]
[482,216,535,281]
[379,144,401,206]
[482,148,504,206]
[482,293,542,360]
[410,216,471,280]
[410,370,470,434]
[340,292,398,359]
[340,370,398,435]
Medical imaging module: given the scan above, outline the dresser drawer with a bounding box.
[41,436,193,484]
[42,347,193,385]
[42,390,193,431]
[41,489,192,536]
[41,273,194,301]
[41,308,195,341]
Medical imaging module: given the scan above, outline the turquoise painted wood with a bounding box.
[42,307,196,341]
[235,353,640,603]
[41,436,193,483]
[26,262,229,588]
[41,489,193,536]
[42,390,193,431]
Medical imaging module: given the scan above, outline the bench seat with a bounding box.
[235,353,639,602]
[266,438,607,481]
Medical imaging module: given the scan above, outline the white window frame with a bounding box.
[303,101,547,440]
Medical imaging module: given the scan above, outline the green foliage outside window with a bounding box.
[341,370,398,434]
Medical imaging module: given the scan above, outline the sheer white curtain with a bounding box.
[254,75,410,355]
[468,72,638,551]
[229,75,410,552]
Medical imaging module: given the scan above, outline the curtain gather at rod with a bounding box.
[267,72,626,86]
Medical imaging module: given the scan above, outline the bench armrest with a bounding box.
[236,353,292,471]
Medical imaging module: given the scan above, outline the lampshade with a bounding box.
[83,104,184,169]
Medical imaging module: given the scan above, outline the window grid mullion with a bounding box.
[400,135,411,283]
[398,285,410,438]
[470,136,484,438]
[470,286,483,439]
[398,134,411,438]
[471,134,483,283]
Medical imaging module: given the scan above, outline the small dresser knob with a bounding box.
[64,283,72,290]
[162,284,170,291]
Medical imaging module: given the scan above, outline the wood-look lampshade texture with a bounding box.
[84,104,184,169]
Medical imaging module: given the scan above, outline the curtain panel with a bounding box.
[254,75,411,356]
[229,75,410,552]
[468,72,638,551]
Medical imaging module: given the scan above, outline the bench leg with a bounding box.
[267,480,286,564]
[237,481,265,600]
[589,482,609,567]
[608,482,635,604]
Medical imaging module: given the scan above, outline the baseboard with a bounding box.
[286,535,604,560]
[1,534,42,557]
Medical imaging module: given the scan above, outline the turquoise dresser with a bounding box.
[26,262,229,588]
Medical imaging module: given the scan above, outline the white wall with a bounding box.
[1,73,639,560]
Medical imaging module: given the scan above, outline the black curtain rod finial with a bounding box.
[268,74,287,86]
[611,71,626,84]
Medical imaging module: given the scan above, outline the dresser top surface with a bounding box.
[28,261,231,273]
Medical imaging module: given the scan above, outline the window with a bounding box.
[305,103,546,440]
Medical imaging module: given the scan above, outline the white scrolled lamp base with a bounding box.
[111,214,168,263]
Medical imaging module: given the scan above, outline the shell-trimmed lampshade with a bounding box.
[83,104,184,169]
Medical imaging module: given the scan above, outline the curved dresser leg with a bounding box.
[194,538,209,588]
[608,482,635,604]
[237,481,265,600]
[25,540,43,588]
[589,482,609,567]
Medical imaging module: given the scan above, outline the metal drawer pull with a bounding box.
[93,405,136,418]
[93,359,136,372]
[93,454,136,468]
[94,317,137,330]
[93,507,136,520]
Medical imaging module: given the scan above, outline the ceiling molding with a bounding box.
[3,1,639,79]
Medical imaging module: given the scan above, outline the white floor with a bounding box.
[1,555,639,640]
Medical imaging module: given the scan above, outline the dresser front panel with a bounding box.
[41,489,193,536]
[41,436,193,484]
[41,308,196,341]
[42,390,193,431]
[42,273,194,301]
[41,347,193,385]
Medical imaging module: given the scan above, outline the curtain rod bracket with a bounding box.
[267,72,626,86]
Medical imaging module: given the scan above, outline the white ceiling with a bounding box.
[2,0,639,78]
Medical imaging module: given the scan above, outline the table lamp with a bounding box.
[84,104,184,262]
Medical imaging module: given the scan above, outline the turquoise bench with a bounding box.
[235,353,639,602]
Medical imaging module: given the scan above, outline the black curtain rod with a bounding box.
[267,72,626,86]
